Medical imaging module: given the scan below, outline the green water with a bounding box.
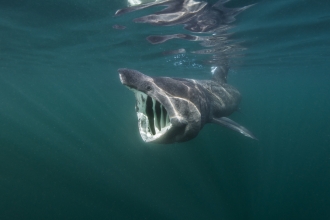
[1,0,330,219]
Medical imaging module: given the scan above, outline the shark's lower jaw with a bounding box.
[132,89,172,142]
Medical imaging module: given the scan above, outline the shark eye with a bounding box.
[146,85,152,91]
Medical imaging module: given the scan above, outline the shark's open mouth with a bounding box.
[132,89,172,142]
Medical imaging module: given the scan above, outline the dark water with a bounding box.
[1,0,330,219]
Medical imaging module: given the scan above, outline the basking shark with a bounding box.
[119,68,256,144]
[115,0,256,143]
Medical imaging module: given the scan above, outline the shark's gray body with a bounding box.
[119,68,256,144]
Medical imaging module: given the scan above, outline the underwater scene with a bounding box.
[1,0,330,219]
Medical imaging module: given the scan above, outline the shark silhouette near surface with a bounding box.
[115,0,256,143]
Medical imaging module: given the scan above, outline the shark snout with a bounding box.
[119,73,125,84]
[118,68,154,91]
[118,68,128,85]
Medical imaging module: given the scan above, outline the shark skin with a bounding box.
[119,68,257,144]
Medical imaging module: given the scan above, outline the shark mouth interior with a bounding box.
[132,89,172,142]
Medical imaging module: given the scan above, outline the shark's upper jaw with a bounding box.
[132,89,172,142]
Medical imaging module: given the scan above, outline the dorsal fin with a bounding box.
[211,65,229,83]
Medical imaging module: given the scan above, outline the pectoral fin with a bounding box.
[212,117,258,140]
